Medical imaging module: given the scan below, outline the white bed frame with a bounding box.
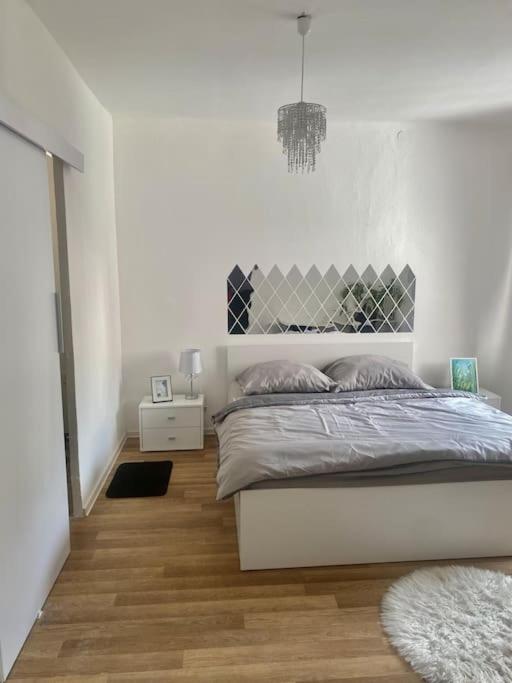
[226,338,512,570]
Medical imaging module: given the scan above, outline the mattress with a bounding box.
[246,462,512,490]
[213,389,512,499]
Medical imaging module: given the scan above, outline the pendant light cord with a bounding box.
[300,33,305,102]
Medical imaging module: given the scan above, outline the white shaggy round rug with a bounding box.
[381,566,512,683]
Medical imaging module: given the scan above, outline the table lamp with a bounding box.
[179,348,202,400]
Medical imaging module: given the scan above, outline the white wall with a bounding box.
[114,117,505,430]
[0,0,124,508]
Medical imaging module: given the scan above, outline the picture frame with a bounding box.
[151,375,173,403]
[450,358,479,393]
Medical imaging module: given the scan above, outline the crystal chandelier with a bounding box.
[277,13,326,173]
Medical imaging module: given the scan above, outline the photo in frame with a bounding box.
[151,375,173,403]
[450,358,479,393]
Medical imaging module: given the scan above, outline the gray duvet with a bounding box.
[213,390,512,500]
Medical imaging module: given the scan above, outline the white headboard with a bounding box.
[226,339,414,394]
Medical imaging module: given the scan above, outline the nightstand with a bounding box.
[478,388,502,410]
[139,394,204,452]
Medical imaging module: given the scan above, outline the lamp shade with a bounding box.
[179,348,202,376]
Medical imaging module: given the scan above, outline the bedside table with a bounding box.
[139,394,204,452]
[478,388,502,410]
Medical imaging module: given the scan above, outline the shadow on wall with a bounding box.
[476,230,512,413]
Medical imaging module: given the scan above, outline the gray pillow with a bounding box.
[236,360,335,395]
[323,354,432,392]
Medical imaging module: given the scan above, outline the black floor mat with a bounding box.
[106,460,173,498]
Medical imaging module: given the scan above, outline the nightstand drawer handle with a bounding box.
[167,416,176,420]
[168,436,176,441]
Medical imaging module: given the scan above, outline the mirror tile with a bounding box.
[227,265,416,334]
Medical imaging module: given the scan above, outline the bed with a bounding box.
[216,340,512,570]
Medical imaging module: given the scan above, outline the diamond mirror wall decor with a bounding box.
[227,265,415,335]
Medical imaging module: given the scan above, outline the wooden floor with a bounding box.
[9,436,512,682]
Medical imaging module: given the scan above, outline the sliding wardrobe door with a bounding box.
[0,125,70,679]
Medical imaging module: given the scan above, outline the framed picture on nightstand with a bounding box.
[151,375,173,403]
[450,358,479,393]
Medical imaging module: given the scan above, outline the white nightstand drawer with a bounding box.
[141,427,202,452]
[139,394,204,452]
[142,406,201,429]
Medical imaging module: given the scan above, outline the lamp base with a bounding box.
[185,375,199,401]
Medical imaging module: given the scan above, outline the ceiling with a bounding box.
[29,0,512,121]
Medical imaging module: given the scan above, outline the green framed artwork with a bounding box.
[450,357,479,393]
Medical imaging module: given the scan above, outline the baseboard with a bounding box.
[83,433,127,516]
